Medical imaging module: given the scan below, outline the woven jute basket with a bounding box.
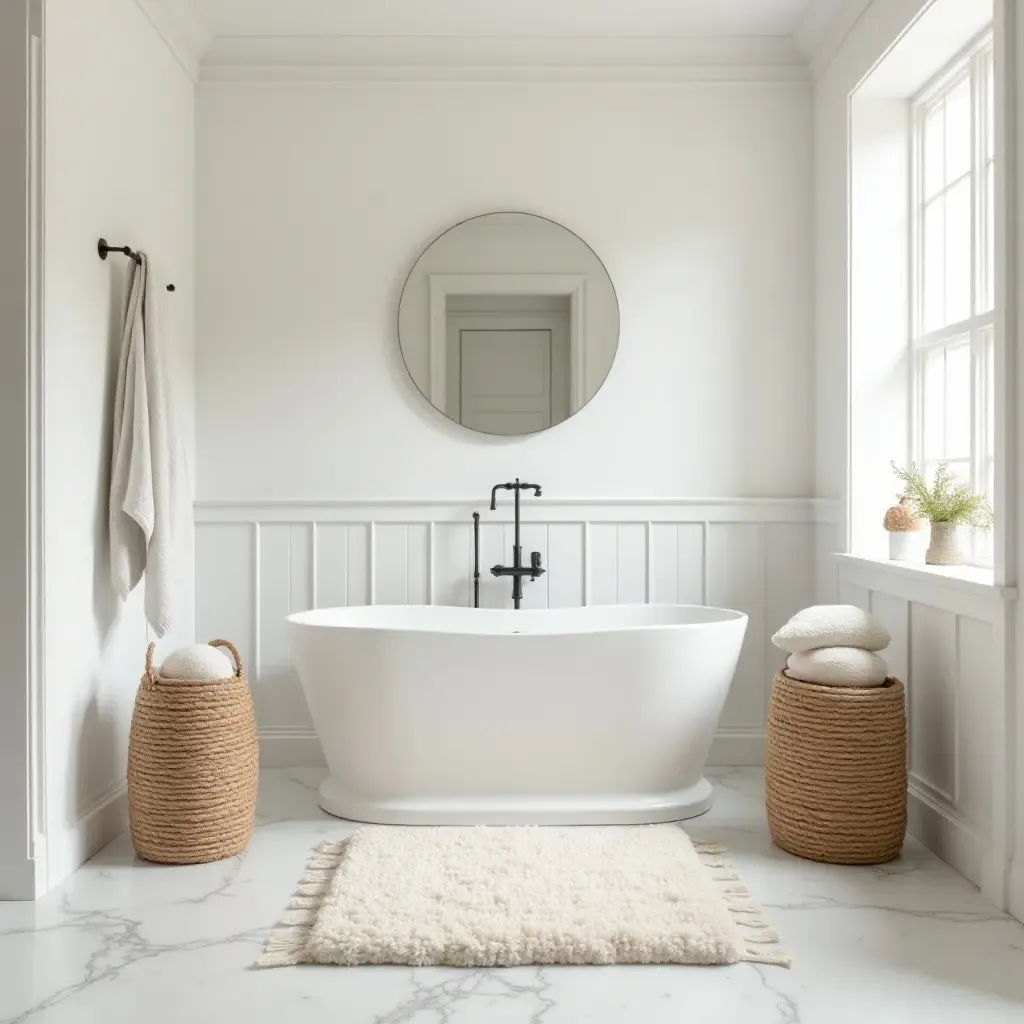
[766,669,907,865]
[127,640,259,864]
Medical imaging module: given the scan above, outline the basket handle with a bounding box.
[209,639,244,678]
[144,641,158,686]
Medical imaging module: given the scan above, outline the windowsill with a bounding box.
[834,552,1017,602]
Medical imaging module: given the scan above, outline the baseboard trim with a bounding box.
[0,856,41,901]
[1009,857,1024,923]
[44,782,129,892]
[260,729,325,767]
[707,730,766,766]
[908,780,986,889]
[259,729,767,770]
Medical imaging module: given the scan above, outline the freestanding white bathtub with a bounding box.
[288,604,747,825]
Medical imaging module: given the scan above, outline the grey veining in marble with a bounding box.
[2,767,1023,1023]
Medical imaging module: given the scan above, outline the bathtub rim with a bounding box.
[287,603,748,638]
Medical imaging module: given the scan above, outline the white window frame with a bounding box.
[910,33,994,566]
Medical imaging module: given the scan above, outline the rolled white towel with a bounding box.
[160,643,234,680]
[773,604,890,654]
[785,647,889,687]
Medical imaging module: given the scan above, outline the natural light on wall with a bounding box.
[849,0,994,566]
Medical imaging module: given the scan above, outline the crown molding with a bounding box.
[794,0,875,77]
[198,34,810,84]
[134,0,212,80]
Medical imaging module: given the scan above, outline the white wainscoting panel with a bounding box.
[834,553,1016,905]
[195,499,826,770]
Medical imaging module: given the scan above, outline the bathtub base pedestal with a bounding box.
[317,776,715,825]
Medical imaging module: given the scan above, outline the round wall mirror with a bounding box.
[398,212,619,436]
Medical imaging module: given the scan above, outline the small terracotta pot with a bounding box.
[926,521,964,565]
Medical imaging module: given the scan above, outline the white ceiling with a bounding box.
[191,0,816,39]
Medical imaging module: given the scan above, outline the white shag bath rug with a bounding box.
[257,825,789,969]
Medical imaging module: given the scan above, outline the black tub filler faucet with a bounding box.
[481,478,544,610]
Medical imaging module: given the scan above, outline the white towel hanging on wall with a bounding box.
[108,252,179,637]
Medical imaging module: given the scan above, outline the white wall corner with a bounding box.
[907,782,988,892]
[134,0,211,80]
[45,784,129,893]
[795,0,876,78]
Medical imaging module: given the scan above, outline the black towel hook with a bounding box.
[98,237,175,291]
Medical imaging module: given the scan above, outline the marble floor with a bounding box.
[2,768,1024,1024]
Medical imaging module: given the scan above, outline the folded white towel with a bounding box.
[772,605,890,654]
[786,647,889,687]
[108,253,180,637]
[160,644,234,681]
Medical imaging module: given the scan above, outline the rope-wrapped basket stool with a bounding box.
[766,669,907,865]
[128,640,259,864]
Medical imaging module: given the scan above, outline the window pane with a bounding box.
[986,53,995,161]
[945,176,971,324]
[984,159,995,312]
[944,342,971,459]
[986,328,995,458]
[947,460,971,486]
[924,101,945,199]
[922,347,946,460]
[945,77,972,182]
[923,197,946,332]
[975,529,994,568]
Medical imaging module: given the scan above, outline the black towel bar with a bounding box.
[97,237,175,291]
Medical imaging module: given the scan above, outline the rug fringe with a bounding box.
[743,947,793,967]
[692,840,726,855]
[694,837,792,970]
[255,838,349,969]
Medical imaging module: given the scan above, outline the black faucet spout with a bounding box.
[489,482,514,511]
[485,478,544,608]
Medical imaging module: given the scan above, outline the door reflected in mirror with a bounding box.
[398,212,619,436]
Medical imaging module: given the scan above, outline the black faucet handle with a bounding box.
[529,551,546,579]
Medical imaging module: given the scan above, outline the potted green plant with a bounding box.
[890,462,994,565]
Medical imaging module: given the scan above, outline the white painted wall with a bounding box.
[42,0,196,891]
[0,0,42,900]
[196,81,813,500]
[1007,0,1024,924]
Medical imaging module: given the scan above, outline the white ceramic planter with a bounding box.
[925,521,964,565]
[888,531,916,561]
